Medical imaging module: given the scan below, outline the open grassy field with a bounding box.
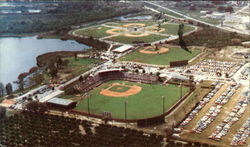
[73,26,113,38]
[74,80,189,119]
[106,34,167,44]
[160,23,195,35]
[120,47,201,65]
[60,57,98,81]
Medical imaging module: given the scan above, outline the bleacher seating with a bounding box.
[75,71,158,92]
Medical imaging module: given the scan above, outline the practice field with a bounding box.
[72,26,112,38]
[71,22,196,44]
[74,80,189,119]
[119,47,201,65]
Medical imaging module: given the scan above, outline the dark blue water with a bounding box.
[0,36,89,88]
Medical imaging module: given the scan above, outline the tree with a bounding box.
[79,75,84,83]
[218,6,225,12]
[62,59,69,66]
[25,101,48,113]
[178,23,190,53]
[155,44,159,51]
[56,56,63,69]
[29,66,39,74]
[0,82,5,97]
[157,22,161,32]
[0,106,6,119]
[189,5,196,11]
[5,83,13,96]
[47,63,58,78]
[74,53,78,61]
[16,72,29,91]
[30,73,44,86]
[225,6,234,13]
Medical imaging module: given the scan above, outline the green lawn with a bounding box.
[74,80,189,119]
[63,57,99,80]
[66,57,97,67]
[106,34,167,44]
[160,23,195,35]
[73,26,112,38]
[120,47,201,65]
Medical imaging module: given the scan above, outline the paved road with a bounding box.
[144,1,250,35]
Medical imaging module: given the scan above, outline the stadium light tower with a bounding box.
[162,96,165,114]
[87,96,90,115]
[124,100,127,121]
[180,82,183,99]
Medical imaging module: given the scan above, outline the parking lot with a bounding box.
[179,82,249,147]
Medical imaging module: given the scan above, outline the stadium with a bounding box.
[71,70,193,125]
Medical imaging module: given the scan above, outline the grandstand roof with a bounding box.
[113,45,133,53]
[47,97,75,106]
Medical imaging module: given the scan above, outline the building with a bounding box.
[46,97,76,109]
[112,45,133,53]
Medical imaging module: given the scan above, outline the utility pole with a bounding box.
[124,100,127,121]
[180,82,183,99]
[87,96,90,115]
[162,96,165,114]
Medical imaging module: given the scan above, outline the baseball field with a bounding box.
[119,47,201,65]
[74,80,189,119]
[71,22,196,44]
[72,25,113,38]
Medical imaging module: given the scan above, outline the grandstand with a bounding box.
[74,70,158,92]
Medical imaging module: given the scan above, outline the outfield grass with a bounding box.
[120,47,201,65]
[73,26,112,38]
[160,23,195,35]
[106,34,167,44]
[74,80,189,119]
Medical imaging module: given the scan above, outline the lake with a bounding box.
[0,36,89,89]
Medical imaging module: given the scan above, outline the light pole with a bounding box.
[124,100,127,121]
[87,96,90,115]
[180,82,183,99]
[162,96,165,114]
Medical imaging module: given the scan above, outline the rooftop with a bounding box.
[47,97,75,106]
[113,45,133,53]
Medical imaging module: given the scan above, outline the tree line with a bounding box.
[0,82,13,98]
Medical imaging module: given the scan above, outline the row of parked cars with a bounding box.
[193,83,240,133]
[11,85,52,110]
[185,59,237,77]
[209,93,249,141]
[231,117,250,146]
[178,82,224,129]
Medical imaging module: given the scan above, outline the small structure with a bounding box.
[46,97,76,109]
[112,45,133,53]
